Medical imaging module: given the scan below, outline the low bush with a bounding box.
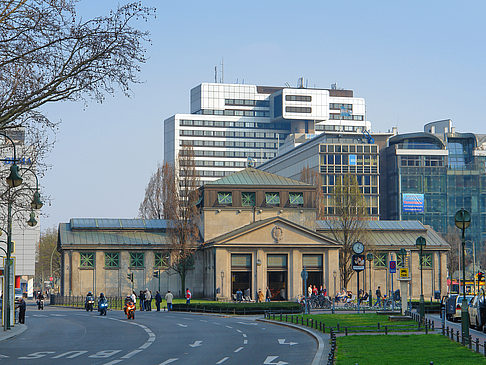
[172,301,301,314]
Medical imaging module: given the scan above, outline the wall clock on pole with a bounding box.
[352,241,364,254]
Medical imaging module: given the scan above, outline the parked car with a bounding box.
[449,294,474,322]
[468,293,486,331]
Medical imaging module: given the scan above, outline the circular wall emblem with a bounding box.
[271,226,283,243]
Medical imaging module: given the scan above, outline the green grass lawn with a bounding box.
[336,334,486,364]
[281,313,422,333]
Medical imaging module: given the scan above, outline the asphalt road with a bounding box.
[1,307,316,365]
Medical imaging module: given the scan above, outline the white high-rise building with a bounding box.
[164,82,371,185]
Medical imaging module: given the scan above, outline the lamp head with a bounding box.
[6,164,22,188]
[399,248,407,256]
[27,211,37,227]
[416,236,426,247]
[455,208,471,230]
[366,253,373,261]
[31,190,43,210]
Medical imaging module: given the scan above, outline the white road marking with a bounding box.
[0,355,8,358]
[237,321,257,326]
[216,357,229,364]
[242,334,247,338]
[183,317,191,320]
[177,323,188,328]
[236,329,242,333]
[121,349,143,359]
[52,350,88,359]
[200,319,208,322]
[243,340,248,345]
[234,347,244,353]
[32,314,47,317]
[263,356,288,365]
[225,325,233,329]
[159,359,178,365]
[19,352,55,359]
[51,314,66,317]
[213,322,221,325]
[278,339,298,346]
[189,340,203,347]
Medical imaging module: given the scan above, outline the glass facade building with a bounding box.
[381,121,486,249]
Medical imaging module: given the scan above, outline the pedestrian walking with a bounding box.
[257,289,264,303]
[185,288,192,304]
[139,290,145,311]
[165,290,173,311]
[17,298,26,324]
[375,286,382,307]
[265,287,271,302]
[307,285,312,298]
[131,291,137,306]
[155,291,162,311]
[145,289,152,311]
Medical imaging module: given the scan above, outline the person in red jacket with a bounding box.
[185,288,192,304]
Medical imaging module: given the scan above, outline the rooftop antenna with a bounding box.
[285,82,291,87]
[298,77,304,88]
[220,58,224,83]
[214,66,217,83]
[331,83,337,90]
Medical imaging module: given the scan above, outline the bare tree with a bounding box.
[34,227,60,291]
[140,146,200,296]
[443,226,464,280]
[299,165,325,219]
[0,0,155,130]
[326,174,368,290]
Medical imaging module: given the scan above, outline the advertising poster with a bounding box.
[402,193,424,212]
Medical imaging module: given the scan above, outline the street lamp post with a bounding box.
[1,133,42,331]
[366,253,373,307]
[455,208,471,345]
[416,236,426,323]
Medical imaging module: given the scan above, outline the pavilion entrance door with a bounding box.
[267,254,288,301]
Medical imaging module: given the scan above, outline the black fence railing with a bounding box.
[172,304,301,315]
[50,295,129,311]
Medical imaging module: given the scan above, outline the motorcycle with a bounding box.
[85,298,94,312]
[37,299,44,310]
[98,300,108,316]
[125,301,136,320]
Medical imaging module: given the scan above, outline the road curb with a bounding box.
[0,324,27,342]
[258,318,328,365]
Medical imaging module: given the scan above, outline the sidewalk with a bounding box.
[0,324,27,342]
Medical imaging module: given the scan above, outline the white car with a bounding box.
[451,295,474,322]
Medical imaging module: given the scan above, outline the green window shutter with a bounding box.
[130,252,144,268]
[80,252,95,268]
[265,192,280,205]
[217,192,232,205]
[155,252,170,268]
[289,192,304,206]
[373,253,387,268]
[241,192,256,207]
[421,253,432,268]
[105,252,119,268]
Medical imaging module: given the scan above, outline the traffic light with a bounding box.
[127,273,133,282]
[477,272,484,281]
[153,271,159,278]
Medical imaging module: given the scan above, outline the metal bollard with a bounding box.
[345,327,348,336]
[469,336,472,349]
[476,338,480,353]
[457,330,460,344]
[385,326,388,335]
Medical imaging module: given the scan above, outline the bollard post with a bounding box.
[385,326,388,335]
[476,338,479,353]
[280,313,282,321]
[306,318,309,327]
[484,341,486,356]
[469,336,472,350]
[457,330,460,344]
[377,322,380,330]
[425,324,428,334]
[337,323,340,331]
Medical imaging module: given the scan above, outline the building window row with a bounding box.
[320,144,378,154]
[79,251,170,269]
[285,95,312,102]
[329,103,353,110]
[315,124,361,132]
[321,165,379,175]
[195,160,247,168]
[215,191,304,207]
[179,119,288,130]
[181,139,277,149]
[191,149,276,159]
[194,109,270,117]
[180,129,285,140]
[285,106,312,113]
[225,99,269,108]
[329,114,364,121]
[320,154,378,167]
[400,156,445,167]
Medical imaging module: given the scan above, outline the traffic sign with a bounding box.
[301,269,308,281]
[389,261,396,274]
[399,268,409,278]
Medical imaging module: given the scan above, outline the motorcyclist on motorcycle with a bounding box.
[36,292,45,310]
[85,291,94,311]
[124,295,136,320]
[98,293,108,316]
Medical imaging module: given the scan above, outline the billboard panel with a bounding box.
[402,193,424,213]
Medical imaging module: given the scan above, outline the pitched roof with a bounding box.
[317,220,450,249]
[205,168,312,187]
[59,221,170,247]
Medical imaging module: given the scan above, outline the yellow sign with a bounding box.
[399,268,409,278]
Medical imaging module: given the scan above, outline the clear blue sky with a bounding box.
[40,0,486,230]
